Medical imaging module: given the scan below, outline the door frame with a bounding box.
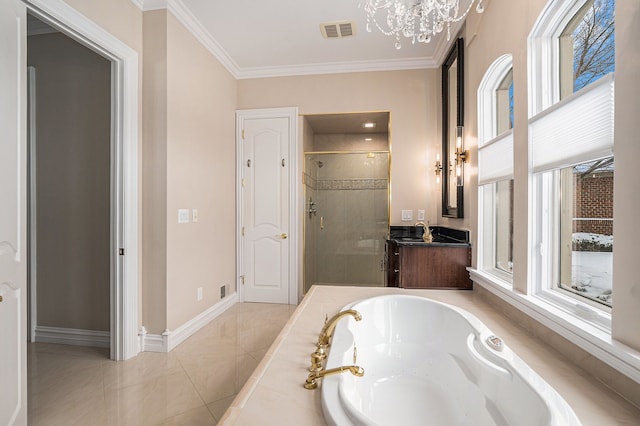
[236,108,299,304]
[25,0,139,360]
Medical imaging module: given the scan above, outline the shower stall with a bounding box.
[304,152,389,292]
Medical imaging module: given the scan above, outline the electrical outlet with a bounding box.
[418,209,425,221]
[197,287,203,301]
[220,285,226,299]
[192,208,198,223]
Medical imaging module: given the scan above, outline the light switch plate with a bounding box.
[401,210,413,222]
[417,210,425,221]
[178,209,190,224]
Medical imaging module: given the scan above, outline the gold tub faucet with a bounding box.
[317,309,362,347]
[303,364,365,390]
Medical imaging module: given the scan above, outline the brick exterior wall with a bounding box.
[573,171,613,235]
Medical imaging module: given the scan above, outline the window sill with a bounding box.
[468,268,640,384]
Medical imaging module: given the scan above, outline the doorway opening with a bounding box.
[27,12,112,354]
[24,0,140,361]
[302,112,390,293]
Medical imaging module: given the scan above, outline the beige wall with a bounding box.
[141,10,238,333]
[238,70,439,226]
[28,32,111,331]
[165,11,237,331]
[313,133,388,152]
[142,10,168,335]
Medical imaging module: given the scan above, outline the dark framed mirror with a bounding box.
[442,38,464,218]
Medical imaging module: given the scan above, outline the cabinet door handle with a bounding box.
[394,269,400,273]
[394,252,399,256]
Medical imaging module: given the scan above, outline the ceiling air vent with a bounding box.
[320,21,356,39]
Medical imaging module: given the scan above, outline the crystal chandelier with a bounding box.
[362,0,485,49]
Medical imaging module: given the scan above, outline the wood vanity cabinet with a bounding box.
[386,241,472,289]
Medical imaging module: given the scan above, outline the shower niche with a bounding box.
[303,112,390,292]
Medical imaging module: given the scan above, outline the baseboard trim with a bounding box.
[142,293,238,352]
[34,326,110,348]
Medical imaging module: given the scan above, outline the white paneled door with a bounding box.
[240,114,293,303]
[0,0,27,424]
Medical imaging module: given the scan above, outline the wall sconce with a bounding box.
[434,153,443,184]
[454,126,469,186]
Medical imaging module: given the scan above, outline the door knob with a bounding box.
[280,233,288,239]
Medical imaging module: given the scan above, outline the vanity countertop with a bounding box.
[219,285,640,425]
[388,225,470,246]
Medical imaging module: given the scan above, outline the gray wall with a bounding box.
[28,32,111,332]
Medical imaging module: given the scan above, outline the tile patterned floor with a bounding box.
[27,302,296,425]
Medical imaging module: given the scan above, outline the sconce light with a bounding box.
[434,153,443,184]
[454,126,469,186]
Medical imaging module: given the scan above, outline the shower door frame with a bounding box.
[303,150,391,292]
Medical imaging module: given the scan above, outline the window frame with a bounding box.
[529,0,614,327]
[532,170,612,330]
[477,54,514,284]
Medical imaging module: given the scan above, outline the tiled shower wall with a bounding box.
[305,152,389,287]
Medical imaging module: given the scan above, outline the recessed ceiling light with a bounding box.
[365,138,373,141]
[363,122,376,128]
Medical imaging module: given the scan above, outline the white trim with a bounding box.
[142,293,238,352]
[141,332,167,353]
[25,0,140,360]
[166,0,241,77]
[34,326,110,348]
[236,108,299,305]
[477,54,513,145]
[140,0,166,11]
[27,66,37,343]
[469,269,640,384]
[527,0,590,117]
[235,58,435,79]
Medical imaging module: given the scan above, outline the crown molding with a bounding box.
[166,0,241,78]
[236,57,436,79]
[131,0,167,11]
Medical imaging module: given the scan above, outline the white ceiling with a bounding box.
[166,0,472,78]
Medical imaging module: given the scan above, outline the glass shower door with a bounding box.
[304,152,389,291]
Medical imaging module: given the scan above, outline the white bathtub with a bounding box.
[321,295,581,426]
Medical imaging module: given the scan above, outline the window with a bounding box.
[560,0,615,98]
[496,69,514,134]
[477,55,514,282]
[530,0,615,316]
[494,179,514,273]
[559,158,614,306]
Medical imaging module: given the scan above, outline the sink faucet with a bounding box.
[414,221,433,243]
